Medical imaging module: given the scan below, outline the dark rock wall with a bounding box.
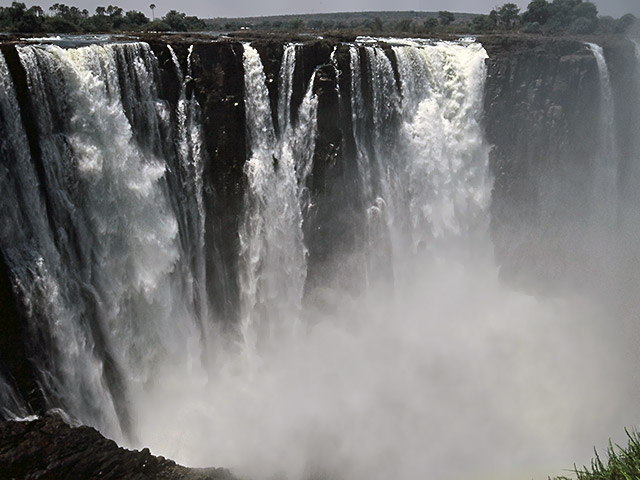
[0,414,237,480]
[483,36,640,294]
[483,36,600,289]
[481,35,639,292]
[190,41,247,326]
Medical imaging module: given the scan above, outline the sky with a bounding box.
[4,0,640,20]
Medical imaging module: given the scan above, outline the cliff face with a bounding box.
[0,33,637,428]
[483,36,601,289]
[482,35,640,293]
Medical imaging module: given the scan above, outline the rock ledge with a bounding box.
[0,414,237,480]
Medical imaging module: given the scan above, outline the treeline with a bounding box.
[0,2,207,33]
[1,0,636,35]
[213,1,636,36]
[470,0,636,35]
[208,11,476,34]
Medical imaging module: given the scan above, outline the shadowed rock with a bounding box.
[0,414,239,480]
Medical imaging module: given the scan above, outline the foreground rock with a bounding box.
[0,414,238,480]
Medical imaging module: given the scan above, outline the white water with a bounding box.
[8,43,207,439]
[168,44,210,346]
[238,44,318,356]
[1,39,639,480]
[586,43,619,232]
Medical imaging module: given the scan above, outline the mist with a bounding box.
[130,39,640,480]
[131,247,638,480]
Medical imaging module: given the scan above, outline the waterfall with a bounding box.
[168,44,209,347]
[1,42,207,439]
[582,43,621,286]
[348,40,490,285]
[238,43,318,355]
[393,41,491,250]
[586,43,619,229]
[1,36,639,480]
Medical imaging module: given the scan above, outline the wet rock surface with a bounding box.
[0,414,238,480]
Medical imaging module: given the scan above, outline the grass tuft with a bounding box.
[553,429,640,480]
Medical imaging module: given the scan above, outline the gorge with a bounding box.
[0,32,640,479]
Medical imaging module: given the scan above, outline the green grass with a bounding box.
[554,430,640,480]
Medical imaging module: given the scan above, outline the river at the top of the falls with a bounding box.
[0,37,639,480]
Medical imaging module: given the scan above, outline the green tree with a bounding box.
[49,3,70,17]
[28,5,44,17]
[91,6,113,31]
[573,1,597,20]
[489,9,499,25]
[614,13,636,33]
[497,3,521,29]
[125,10,149,26]
[438,10,455,26]
[471,14,496,32]
[42,15,78,32]
[289,18,303,30]
[106,5,123,17]
[548,0,580,28]
[184,14,205,31]
[163,10,187,30]
[597,15,615,33]
[395,18,413,32]
[522,0,551,24]
[373,16,383,32]
[144,19,171,31]
[4,2,44,32]
[423,17,438,32]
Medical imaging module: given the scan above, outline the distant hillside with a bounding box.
[205,10,477,33]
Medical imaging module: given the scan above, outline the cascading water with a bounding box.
[348,40,490,285]
[0,36,639,480]
[586,43,619,234]
[393,42,491,248]
[238,43,317,354]
[1,42,208,440]
[167,44,210,346]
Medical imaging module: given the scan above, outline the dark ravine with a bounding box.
[0,414,238,480]
[0,32,639,476]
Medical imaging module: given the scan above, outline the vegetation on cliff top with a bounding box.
[0,2,205,33]
[0,0,636,35]
[209,0,636,36]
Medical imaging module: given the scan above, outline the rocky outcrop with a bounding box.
[0,255,38,415]
[0,414,238,480]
